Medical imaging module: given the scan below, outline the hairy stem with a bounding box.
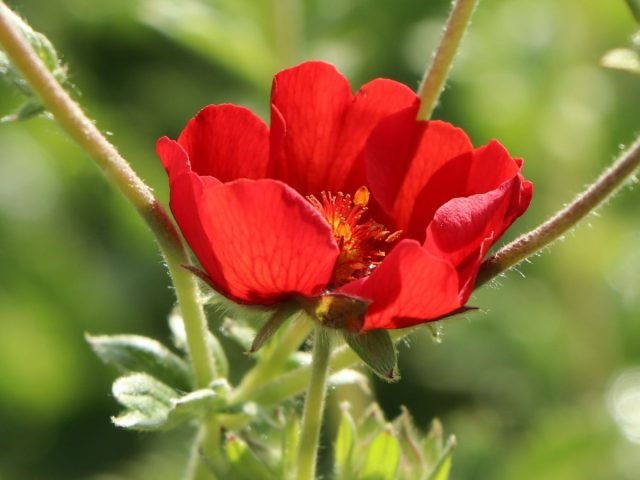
[296,328,332,480]
[0,3,219,476]
[416,0,479,120]
[477,136,640,286]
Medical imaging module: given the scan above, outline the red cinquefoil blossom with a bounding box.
[157,61,532,331]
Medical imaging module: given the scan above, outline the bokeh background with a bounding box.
[1,0,639,478]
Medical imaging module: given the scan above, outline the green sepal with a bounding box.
[301,293,370,330]
[249,303,296,353]
[86,333,192,390]
[225,433,273,480]
[280,411,300,480]
[424,435,456,480]
[343,329,399,381]
[168,308,229,378]
[111,373,227,431]
[334,403,358,480]
[361,424,401,480]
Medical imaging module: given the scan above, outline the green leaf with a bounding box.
[0,6,67,115]
[627,0,640,24]
[393,406,425,473]
[334,403,358,480]
[358,403,387,442]
[86,333,192,390]
[111,373,227,431]
[168,308,229,378]
[422,419,445,468]
[343,329,399,381]
[361,424,401,480]
[111,373,178,430]
[601,48,640,75]
[424,435,456,480]
[226,433,273,480]
[280,412,300,480]
[0,99,45,123]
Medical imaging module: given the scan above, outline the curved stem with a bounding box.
[416,0,479,120]
[0,2,219,475]
[477,136,640,287]
[296,328,332,480]
[230,313,312,404]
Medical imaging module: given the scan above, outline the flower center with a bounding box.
[307,186,401,287]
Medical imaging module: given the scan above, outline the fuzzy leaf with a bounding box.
[111,373,178,430]
[424,435,456,480]
[87,333,192,390]
[226,433,272,480]
[361,425,401,480]
[343,329,399,381]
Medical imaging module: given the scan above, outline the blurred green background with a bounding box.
[1,0,639,478]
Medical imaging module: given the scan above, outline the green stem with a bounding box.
[0,2,219,476]
[230,313,312,403]
[477,135,640,287]
[296,328,332,480]
[416,0,479,120]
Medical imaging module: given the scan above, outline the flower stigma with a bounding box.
[307,186,401,287]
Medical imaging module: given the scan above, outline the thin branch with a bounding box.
[476,136,640,287]
[416,0,479,120]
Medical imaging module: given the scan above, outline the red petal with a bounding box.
[174,178,340,305]
[177,104,269,181]
[157,136,190,179]
[366,118,473,239]
[425,173,533,299]
[338,240,462,330]
[269,61,417,196]
[467,140,520,194]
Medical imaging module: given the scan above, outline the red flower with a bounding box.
[157,61,532,331]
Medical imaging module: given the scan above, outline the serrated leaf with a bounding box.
[358,403,387,442]
[601,48,640,75]
[422,418,445,468]
[111,373,226,431]
[343,329,399,381]
[424,435,456,480]
[334,404,358,480]
[168,309,229,378]
[86,333,192,390]
[393,406,425,472]
[226,433,272,480]
[111,373,177,430]
[361,425,400,480]
[281,412,300,480]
